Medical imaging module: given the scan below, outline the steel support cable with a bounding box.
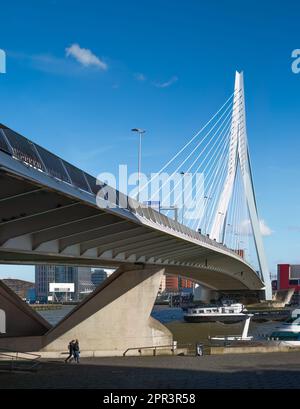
[164,112,234,212]
[192,142,230,233]
[193,137,228,233]
[193,113,244,222]
[143,92,242,198]
[192,133,232,231]
[224,168,243,248]
[202,104,245,238]
[197,134,231,231]
[203,145,231,237]
[149,101,237,202]
[185,132,230,230]
[178,131,231,225]
[192,109,245,233]
[180,125,231,222]
[139,91,240,196]
[179,121,232,223]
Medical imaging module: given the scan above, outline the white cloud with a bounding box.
[259,219,273,236]
[153,76,178,88]
[134,73,146,81]
[240,219,273,236]
[65,43,107,70]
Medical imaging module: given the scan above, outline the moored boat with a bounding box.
[183,303,247,324]
[265,309,300,346]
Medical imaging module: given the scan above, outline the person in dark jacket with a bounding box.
[65,340,75,363]
[73,339,80,363]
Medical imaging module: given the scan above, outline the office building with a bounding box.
[35,265,93,302]
[91,269,108,287]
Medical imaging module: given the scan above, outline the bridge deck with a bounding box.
[0,124,264,291]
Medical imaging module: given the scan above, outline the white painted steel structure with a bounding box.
[0,72,271,299]
[210,72,271,299]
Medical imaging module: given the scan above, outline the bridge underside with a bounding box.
[0,130,266,356]
[0,165,262,290]
[0,166,264,292]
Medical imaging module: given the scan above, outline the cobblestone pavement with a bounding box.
[1,352,300,389]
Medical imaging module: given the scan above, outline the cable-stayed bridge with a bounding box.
[0,71,273,356]
[0,72,271,299]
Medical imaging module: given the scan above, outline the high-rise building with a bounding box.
[35,265,56,302]
[91,269,108,287]
[180,277,194,289]
[165,275,179,292]
[163,274,195,292]
[35,265,93,302]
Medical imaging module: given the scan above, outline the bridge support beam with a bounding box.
[41,265,173,356]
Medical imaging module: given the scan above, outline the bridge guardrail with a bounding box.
[123,344,178,356]
[0,124,245,264]
[0,348,41,372]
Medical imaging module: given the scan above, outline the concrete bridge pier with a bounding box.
[42,265,173,357]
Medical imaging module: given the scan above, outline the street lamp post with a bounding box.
[131,128,145,202]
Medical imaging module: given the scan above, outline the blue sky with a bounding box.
[0,0,299,281]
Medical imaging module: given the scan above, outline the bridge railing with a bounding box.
[0,124,242,261]
[0,348,41,372]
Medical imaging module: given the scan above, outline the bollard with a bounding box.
[196,343,204,356]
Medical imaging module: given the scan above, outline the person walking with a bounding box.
[73,339,80,363]
[65,340,75,363]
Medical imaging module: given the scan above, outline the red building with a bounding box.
[165,275,179,291]
[235,249,245,259]
[164,274,195,292]
[277,264,300,293]
[180,278,194,289]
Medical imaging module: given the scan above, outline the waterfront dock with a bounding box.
[30,304,63,311]
[1,352,300,389]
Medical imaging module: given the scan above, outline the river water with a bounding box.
[38,305,279,346]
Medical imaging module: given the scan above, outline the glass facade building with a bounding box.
[35,265,92,302]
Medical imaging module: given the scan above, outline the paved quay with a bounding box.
[1,352,300,389]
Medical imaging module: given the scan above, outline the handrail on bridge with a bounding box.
[123,343,211,356]
[0,124,249,268]
[123,344,177,357]
[0,348,41,372]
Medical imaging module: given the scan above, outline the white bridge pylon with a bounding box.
[210,71,272,300]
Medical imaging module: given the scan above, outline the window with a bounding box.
[0,309,6,334]
[289,279,299,286]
